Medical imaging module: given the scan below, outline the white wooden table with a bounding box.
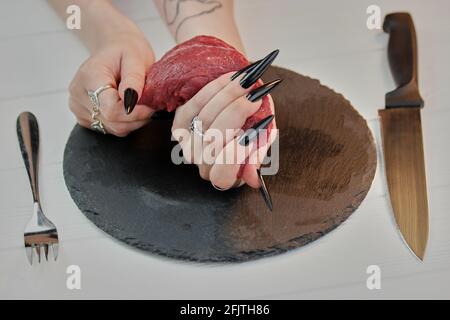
[1,0,449,299]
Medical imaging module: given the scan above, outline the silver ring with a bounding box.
[87,85,113,134]
[190,116,205,138]
[87,85,113,107]
[211,182,228,191]
[211,180,243,191]
[90,118,106,134]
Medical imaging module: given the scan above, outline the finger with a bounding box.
[201,84,277,185]
[71,56,127,123]
[110,104,155,122]
[75,84,154,123]
[118,52,148,114]
[203,95,263,146]
[198,127,229,182]
[197,73,257,130]
[209,136,257,190]
[172,72,233,130]
[240,151,269,189]
[198,49,280,129]
[177,130,205,165]
[71,91,151,136]
[241,123,278,188]
[70,69,122,123]
[69,96,91,124]
[209,118,277,190]
[240,165,260,188]
[199,94,261,183]
[118,52,147,99]
[104,119,150,137]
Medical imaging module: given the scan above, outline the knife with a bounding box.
[379,12,429,260]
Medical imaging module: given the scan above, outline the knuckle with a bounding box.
[191,92,207,111]
[231,99,258,119]
[174,106,188,124]
[78,58,106,83]
[68,98,77,113]
[68,79,77,95]
[123,72,145,85]
[225,81,245,98]
[202,143,215,163]
[101,108,113,121]
[101,106,118,121]
[172,110,187,128]
[78,61,93,79]
[216,73,232,88]
[77,118,89,129]
[109,123,129,137]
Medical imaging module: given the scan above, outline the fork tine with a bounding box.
[25,246,33,265]
[35,245,41,263]
[43,244,49,261]
[52,243,59,261]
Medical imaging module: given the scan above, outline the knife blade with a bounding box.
[379,12,429,260]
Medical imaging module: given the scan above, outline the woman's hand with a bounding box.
[68,25,155,137]
[171,72,280,190]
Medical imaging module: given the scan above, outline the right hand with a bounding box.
[69,27,155,137]
[171,72,278,190]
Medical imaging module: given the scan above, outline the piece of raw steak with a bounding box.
[139,35,273,133]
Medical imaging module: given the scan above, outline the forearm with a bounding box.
[153,0,245,55]
[48,0,141,53]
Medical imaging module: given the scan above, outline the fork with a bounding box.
[17,112,59,264]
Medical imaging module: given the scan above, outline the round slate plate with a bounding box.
[63,66,377,263]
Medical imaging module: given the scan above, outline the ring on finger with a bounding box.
[190,116,205,138]
[87,84,113,134]
[211,179,243,191]
[211,181,228,191]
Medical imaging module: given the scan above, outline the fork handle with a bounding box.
[16,112,40,203]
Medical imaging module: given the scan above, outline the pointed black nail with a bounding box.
[231,60,261,81]
[238,114,274,146]
[257,169,273,212]
[246,79,282,102]
[124,88,138,114]
[240,49,279,89]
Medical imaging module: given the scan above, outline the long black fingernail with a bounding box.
[246,79,282,102]
[257,169,273,212]
[231,60,261,81]
[124,88,138,114]
[240,49,279,89]
[238,114,274,146]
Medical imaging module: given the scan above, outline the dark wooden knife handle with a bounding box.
[383,12,424,108]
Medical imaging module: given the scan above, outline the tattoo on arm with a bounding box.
[163,0,223,40]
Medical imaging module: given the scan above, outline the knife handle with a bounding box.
[383,12,424,108]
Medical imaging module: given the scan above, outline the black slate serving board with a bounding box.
[63,66,377,262]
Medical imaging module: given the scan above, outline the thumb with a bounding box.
[118,52,147,114]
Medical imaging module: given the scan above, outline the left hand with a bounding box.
[171,72,277,190]
[68,25,156,136]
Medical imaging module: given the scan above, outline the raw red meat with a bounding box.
[139,35,273,133]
